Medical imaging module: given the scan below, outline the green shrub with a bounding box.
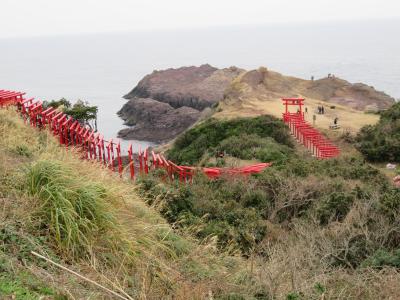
[316,190,354,225]
[361,249,400,268]
[217,134,291,164]
[286,292,301,300]
[314,156,384,182]
[379,188,400,221]
[356,102,400,162]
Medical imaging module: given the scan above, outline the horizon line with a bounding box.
[1,16,399,40]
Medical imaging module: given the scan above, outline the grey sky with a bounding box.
[1,0,400,38]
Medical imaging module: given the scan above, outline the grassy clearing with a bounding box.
[0,109,263,299]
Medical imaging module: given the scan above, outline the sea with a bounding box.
[1,18,399,153]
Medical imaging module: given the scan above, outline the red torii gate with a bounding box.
[282,97,340,159]
[0,90,26,107]
[282,97,305,120]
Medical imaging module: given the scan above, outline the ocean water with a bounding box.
[1,18,399,153]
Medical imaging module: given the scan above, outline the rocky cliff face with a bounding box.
[118,64,244,142]
[124,64,244,110]
[118,98,200,142]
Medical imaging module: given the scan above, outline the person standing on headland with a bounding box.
[334,117,338,125]
[321,106,325,114]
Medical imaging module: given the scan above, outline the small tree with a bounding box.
[43,98,98,131]
[43,98,71,110]
[66,100,98,131]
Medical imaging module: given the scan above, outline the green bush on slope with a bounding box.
[167,115,293,165]
[356,102,400,162]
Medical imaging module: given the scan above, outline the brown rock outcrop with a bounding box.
[119,64,244,142]
[124,64,244,110]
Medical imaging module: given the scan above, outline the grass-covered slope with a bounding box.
[0,109,264,299]
[356,102,400,162]
[138,116,400,299]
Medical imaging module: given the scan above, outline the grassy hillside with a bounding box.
[139,116,400,299]
[0,109,265,299]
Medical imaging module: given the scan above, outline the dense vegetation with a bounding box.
[138,116,400,298]
[167,115,293,165]
[140,156,395,255]
[356,102,400,162]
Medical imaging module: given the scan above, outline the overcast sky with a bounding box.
[1,0,400,38]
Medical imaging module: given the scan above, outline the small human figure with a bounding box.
[334,117,338,125]
[305,107,308,113]
[328,73,331,78]
[321,106,325,114]
[311,76,314,81]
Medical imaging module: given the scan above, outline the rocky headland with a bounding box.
[118,65,395,142]
[118,64,244,142]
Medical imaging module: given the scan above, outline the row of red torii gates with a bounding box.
[0,90,339,183]
[282,97,340,158]
[0,89,272,182]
